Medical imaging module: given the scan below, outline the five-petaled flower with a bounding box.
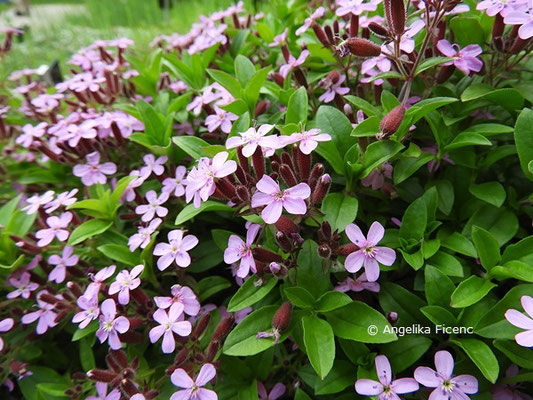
[344,221,396,282]
[225,124,279,157]
[280,50,309,78]
[73,151,117,186]
[0,318,15,351]
[149,303,192,353]
[414,350,478,400]
[437,40,483,75]
[128,218,162,251]
[21,291,59,335]
[108,264,144,305]
[96,299,130,350]
[135,190,169,222]
[153,284,201,316]
[224,223,261,278]
[84,265,116,298]
[35,212,73,247]
[48,246,78,284]
[162,166,188,197]
[251,175,311,224]
[7,272,39,299]
[505,295,533,347]
[153,230,199,271]
[283,128,332,155]
[355,355,419,399]
[170,363,218,400]
[72,295,100,329]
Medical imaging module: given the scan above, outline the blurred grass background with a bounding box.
[0,0,255,79]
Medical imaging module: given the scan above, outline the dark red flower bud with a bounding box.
[110,350,129,369]
[252,147,266,179]
[270,160,280,173]
[37,292,59,305]
[345,38,381,57]
[510,37,530,54]
[295,147,311,181]
[293,67,308,88]
[272,73,285,87]
[312,22,331,47]
[324,25,335,45]
[206,341,220,362]
[120,379,139,396]
[318,221,332,242]
[385,0,406,35]
[436,64,455,83]
[253,247,283,263]
[87,369,116,383]
[281,45,291,62]
[216,177,237,199]
[337,243,360,256]
[275,231,293,253]
[110,122,124,146]
[272,302,292,332]
[275,215,300,235]
[377,105,405,140]
[174,347,189,366]
[350,14,359,37]
[368,22,390,38]
[308,163,325,191]
[280,164,298,187]
[255,100,270,117]
[311,174,331,204]
[236,185,250,202]
[211,315,235,343]
[318,243,332,259]
[192,313,211,339]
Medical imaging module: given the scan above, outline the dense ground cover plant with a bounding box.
[1,0,533,398]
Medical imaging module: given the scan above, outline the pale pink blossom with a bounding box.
[153,285,201,316]
[224,223,260,278]
[140,154,168,178]
[335,273,380,293]
[280,50,309,78]
[154,230,199,271]
[283,128,332,155]
[108,265,144,305]
[336,0,381,16]
[7,272,39,299]
[205,107,238,133]
[295,7,325,36]
[73,152,117,186]
[437,40,483,75]
[505,295,533,347]
[170,364,218,400]
[86,382,121,400]
[149,303,192,353]
[44,189,78,213]
[258,382,286,400]
[95,299,130,350]
[72,295,100,329]
[35,212,72,247]
[84,265,117,298]
[269,28,288,47]
[48,246,78,283]
[0,318,15,351]
[225,124,280,157]
[21,291,59,334]
[318,74,350,103]
[162,166,187,197]
[135,190,169,222]
[128,218,162,251]
[22,190,55,215]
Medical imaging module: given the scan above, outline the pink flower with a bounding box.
[505,295,533,347]
[73,152,117,186]
[48,246,78,283]
[44,189,78,213]
[135,190,169,222]
[22,190,55,215]
[205,107,238,133]
[162,166,188,197]
[21,291,59,334]
[225,124,279,157]
[504,8,533,39]
[149,303,192,353]
[251,175,311,224]
[0,318,14,351]
[154,230,199,271]
[336,0,380,16]
[95,299,130,350]
[35,212,72,247]
[170,364,218,400]
[128,218,162,251]
[361,163,393,190]
[185,152,237,208]
[355,355,419,398]
[344,222,396,282]
[15,122,47,148]
[84,265,117,298]
[437,40,483,75]
[130,395,145,400]
[283,128,332,155]
[280,50,309,78]
[140,154,168,178]
[318,74,350,103]
[108,265,144,305]
[86,382,121,400]
[478,0,528,17]
[295,7,325,36]
[153,284,201,316]
[72,295,100,329]
[224,223,261,278]
[269,28,288,47]
[258,382,286,400]
[335,273,380,293]
[414,351,478,399]
[7,272,39,299]
[65,122,98,147]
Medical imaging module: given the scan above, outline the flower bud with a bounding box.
[308,163,325,191]
[295,147,311,181]
[275,231,293,253]
[120,379,139,397]
[345,38,381,57]
[337,243,360,256]
[350,14,359,37]
[368,22,389,38]
[318,243,332,259]
[87,369,116,383]
[311,174,331,204]
[324,25,335,45]
[174,346,189,367]
[206,341,220,362]
[211,315,235,343]
[272,73,285,87]
[236,185,250,202]
[275,215,300,235]
[110,350,129,369]
[192,313,211,339]
[280,163,298,187]
[312,22,330,47]
[318,221,332,242]
[252,147,266,179]
[272,302,292,332]
[377,105,405,140]
[436,64,455,84]
[387,311,399,324]
[294,67,308,88]
[510,37,530,54]
[253,247,283,263]
[255,100,270,117]
[385,0,406,36]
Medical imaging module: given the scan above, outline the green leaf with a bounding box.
[234,55,255,87]
[463,205,518,246]
[493,340,533,370]
[414,57,455,75]
[0,194,21,225]
[427,251,464,277]
[314,291,352,313]
[449,17,486,46]
[223,305,290,356]
[444,132,492,151]
[440,232,477,258]
[197,276,231,301]
[393,153,433,185]
[68,220,112,246]
[514,108,533,180]
[302,316,335,379]
[228,276,278,312]
[451,276,496,308]
[344,95,381,116]
[452,338,499,383]
[72,320,99,341]
[313,360,356,395]
[315,106,356,157]
[326,301,397,343]
[286,87,308,125]
[321,193,358,232]
[237,379,258,400]
[175,201,233,225]
[469,182,506,208]
[421,306,457,326]
[295,388,313,400]
[284,286,315,309]
[461,83,524,112]
[425,265,455,308]
[172,136,211,159]
[245,67,270,109]
[399,196,427,243]
[491,261,533,282]
[379,282,427,325]
[471,226,500,271]
[207,69,242,98]
[502,236,533,264]
[97,244,140,266]
[296,240,330,298]
[360,140,404,178]
[79,337,95,371]
[382,336,432,373]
